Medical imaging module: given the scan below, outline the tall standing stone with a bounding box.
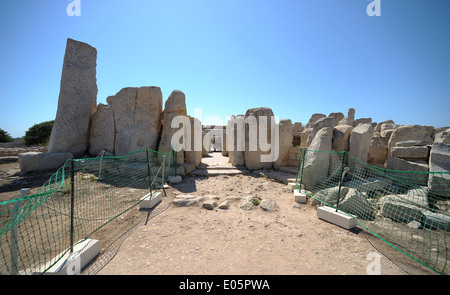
[107,86,162,156]
[158,90,187,164]
[227,115,245,166]
[349,123,374,163]
[301,127,333,190]
[428,128,450,197]
[277,119,293,167]
[244,107,276,170]
[48,38,98,157]
[89,103,115,156]
[184,116,202,167]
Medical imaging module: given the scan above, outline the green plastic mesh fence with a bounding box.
[296,148,450,275]
[0,149,176,275]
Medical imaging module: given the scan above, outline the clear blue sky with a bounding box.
[1,0,449,138]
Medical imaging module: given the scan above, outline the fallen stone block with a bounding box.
[18,152,73,174]
[173,195,204,206]
[202,200,217,210]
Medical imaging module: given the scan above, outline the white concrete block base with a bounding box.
[294,189,307,204]
[317,206,357,230]
[43,239,101,275]
[140,191,162,209]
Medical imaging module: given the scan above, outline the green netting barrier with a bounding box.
[296,148,450,275]
[0,149,177,275]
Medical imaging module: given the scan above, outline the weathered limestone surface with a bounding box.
[227,115,245,166]
[157,90,187,164]
[328,112,344,126]
[48,38,98,157]
[338,108,355,126]
[108,87,162,156]
[184,116,202,167]
[367,134,388,166]
[244,107,275,170]
[89,103,115,156]
[391,146,429,160]
[332,125,354,152]
[277,119,293,167]
[428,128,450,197]
[349,123,374,163]
[19,152,73,174]
[388,125,433,157]
[305,113,326,128]
[301,127,333,190]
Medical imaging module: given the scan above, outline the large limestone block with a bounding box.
[332,125,354,152]
[387,125,433,157]
[89,103,115,156]
[386,157,429,185]
[305,113,326,128]
[349,123,374,163]
[184,116,202,167]
[391,146,429,160]
[19,152,73,174]
[338,108,356,126]
[374,120,395,134]
[227,115,245,166]
[244,107,276,170]
[379,123,400,142]
[367,134,388,166]
[48,38,98,157]
[157,90,187,164]
[428,129,450,197]
[328,112,344,126]
[276,119,293,167]
[301,127,333,190]
[108,87,162,156]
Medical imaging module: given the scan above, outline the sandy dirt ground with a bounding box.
[0,152,436,276]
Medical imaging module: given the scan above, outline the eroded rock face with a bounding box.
[349,123,374,163]
[301,127,333,190]
[388,125,433,158]
[48,38,98,157]
[244,107,276,170]
[107,87,162,156]
[89,103,115,156]
[157,90,187,164]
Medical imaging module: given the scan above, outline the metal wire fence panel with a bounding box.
[296,148,450,275]
[0,149,176,275]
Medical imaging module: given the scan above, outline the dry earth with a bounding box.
[0,152,436,276]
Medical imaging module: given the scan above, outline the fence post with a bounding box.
[146,149,152,197]
[10,188,29,274]
[70,159,75,253]
[162,155,167,196]
[336,152,347,212]
[296,148,306,191]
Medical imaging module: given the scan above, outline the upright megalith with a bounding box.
[227,115,245,166]
[158,90,187,164]
[108,86,162,156]
[277,119,293,167]
[89,103,115,156]
[301,127,333,190]
[349,123,374,164]
[48,38,98,157]
[244,107,277,170]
